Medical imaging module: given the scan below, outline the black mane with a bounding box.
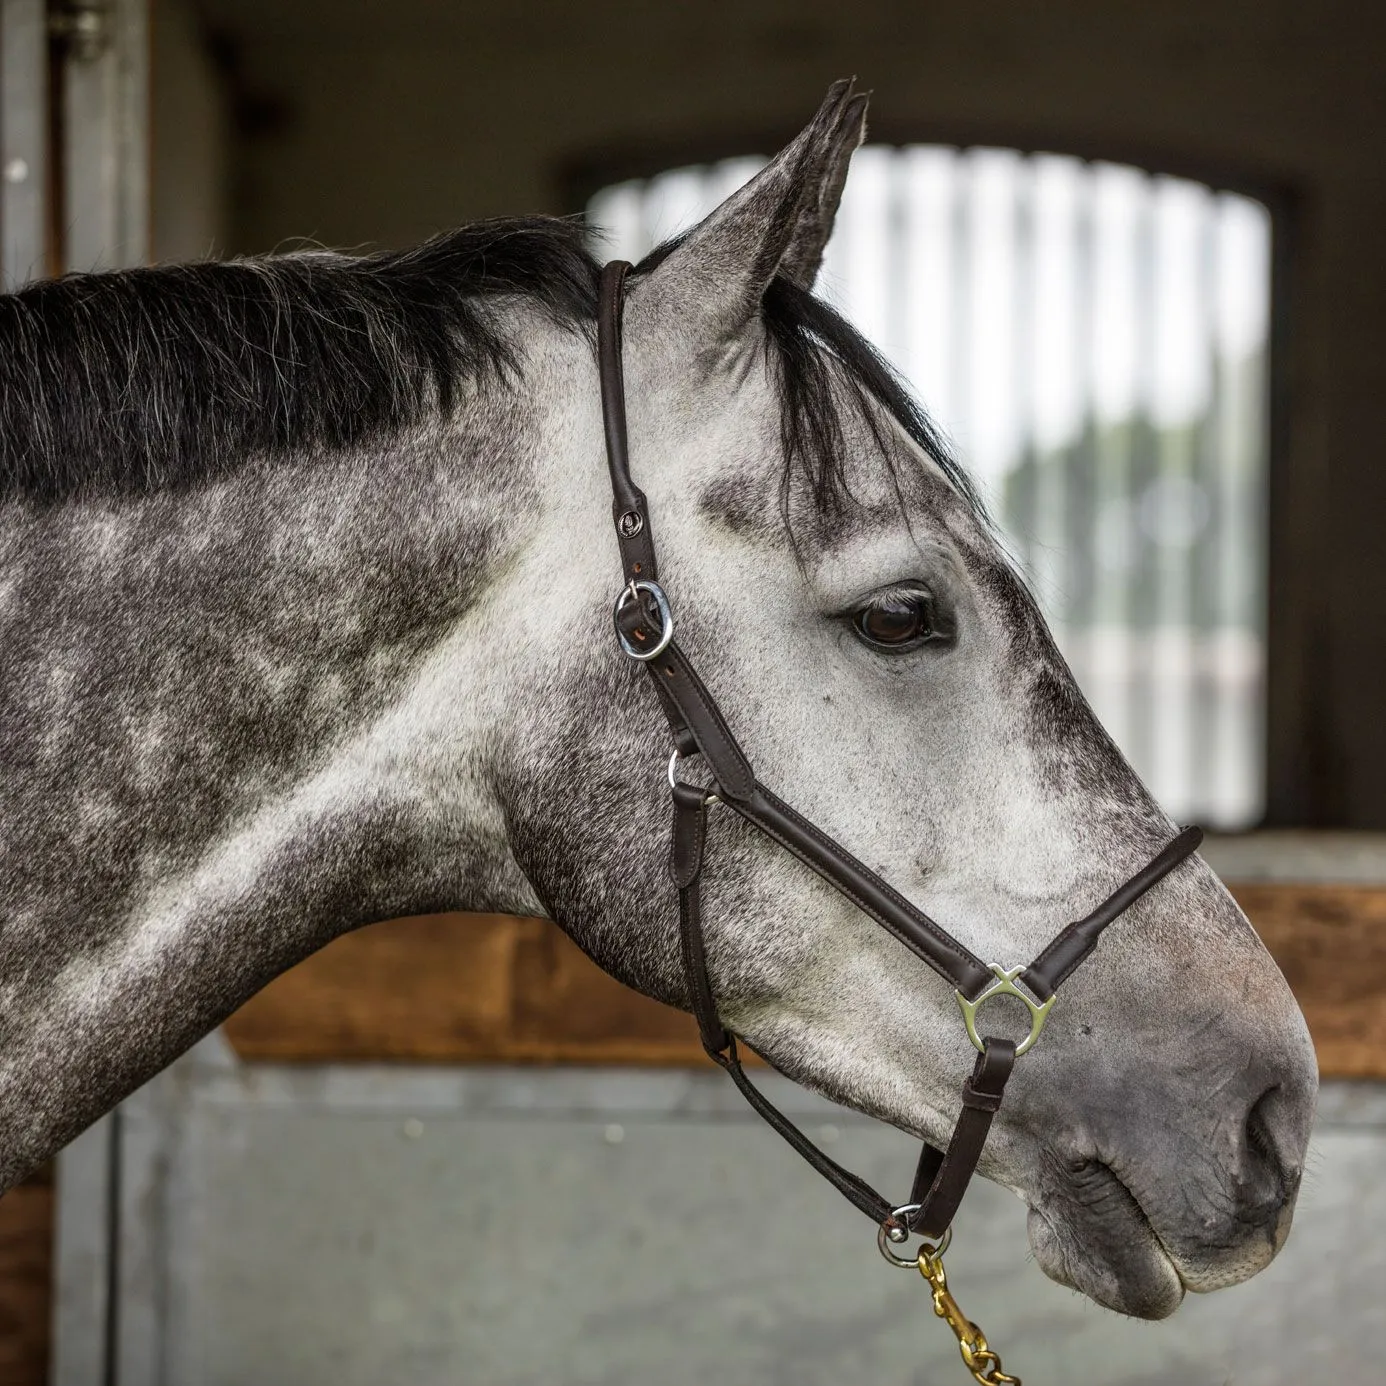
[0,219,600,502]
[0,214,981,520]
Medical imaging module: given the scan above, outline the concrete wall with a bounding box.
[50,1039,1386,1386]
[184,0,1386,827]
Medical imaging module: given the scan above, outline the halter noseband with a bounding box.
[596,258,1202,1244]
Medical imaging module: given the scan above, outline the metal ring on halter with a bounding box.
[613,580,674,661]
[877,1206,953,1269]
[667,750,720,805]
[955,963,1055,1058]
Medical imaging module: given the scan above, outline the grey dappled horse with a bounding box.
[0,84,1314,1320]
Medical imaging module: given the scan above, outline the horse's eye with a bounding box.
[852,592,941,651]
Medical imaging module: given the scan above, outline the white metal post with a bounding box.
[1,0,50,287]
[61,0,150,271]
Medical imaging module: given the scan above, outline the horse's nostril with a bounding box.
[1244,1084,1297,1203]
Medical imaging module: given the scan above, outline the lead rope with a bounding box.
[598,258,1202,1386]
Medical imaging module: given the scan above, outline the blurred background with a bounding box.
[3,2,1386,1383]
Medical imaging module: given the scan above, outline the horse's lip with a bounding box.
[1088,1157,1185,1269]
[1027,1157,1187,1317]
[1109,1163,1187,1288]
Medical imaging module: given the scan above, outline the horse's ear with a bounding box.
[632,80,867,340]
[777,83,868,289]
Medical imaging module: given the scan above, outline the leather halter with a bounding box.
[597,259,1202,1241]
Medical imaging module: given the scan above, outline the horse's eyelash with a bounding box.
[836,581,937,617]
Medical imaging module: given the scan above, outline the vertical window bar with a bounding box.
[1068,160,1097,697]
[1214,194,1271,824]
[1150,179,1198,812]
[953,150,975,515]
[1,0,50,289]
[1008,154,1039,593]
[1088,165,1139,758]
[884,149,910,382]
[1127,170,1158,796]
[1190,189,1221,818]
[903,148,959,436]
[1022,156,1070,645]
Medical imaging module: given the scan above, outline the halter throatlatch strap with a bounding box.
[671,780,1023,1237]
[597,257,1204,1240]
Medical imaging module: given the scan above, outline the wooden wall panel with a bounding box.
[224,913,705,1066]
[1234,884,1386,1078]
[0,1170,52,1386]
[224,884,1386,1079]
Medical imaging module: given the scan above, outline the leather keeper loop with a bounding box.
[961,1084,1005,1114]
[669,782,710,889]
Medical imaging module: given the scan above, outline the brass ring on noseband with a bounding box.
[955,963,1055,1058]
[877,1206,952,1269]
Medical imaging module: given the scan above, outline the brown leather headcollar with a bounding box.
[597,258,1202,1241]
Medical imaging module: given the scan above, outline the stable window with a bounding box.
[589,148,1272,829]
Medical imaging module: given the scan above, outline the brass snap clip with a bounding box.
[877,1207,1019,1383]
[916,1240,1021,1386]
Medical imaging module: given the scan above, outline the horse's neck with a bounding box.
[0,414,544,1189]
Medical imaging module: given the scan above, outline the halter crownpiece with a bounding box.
[596,258,1201,1383]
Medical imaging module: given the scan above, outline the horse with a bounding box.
[0,81,1315,1322]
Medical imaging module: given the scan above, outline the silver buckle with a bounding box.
[613,580,674,661]
[955,964,1054,1058]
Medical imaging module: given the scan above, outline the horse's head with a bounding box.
[501,83,1316,1318]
